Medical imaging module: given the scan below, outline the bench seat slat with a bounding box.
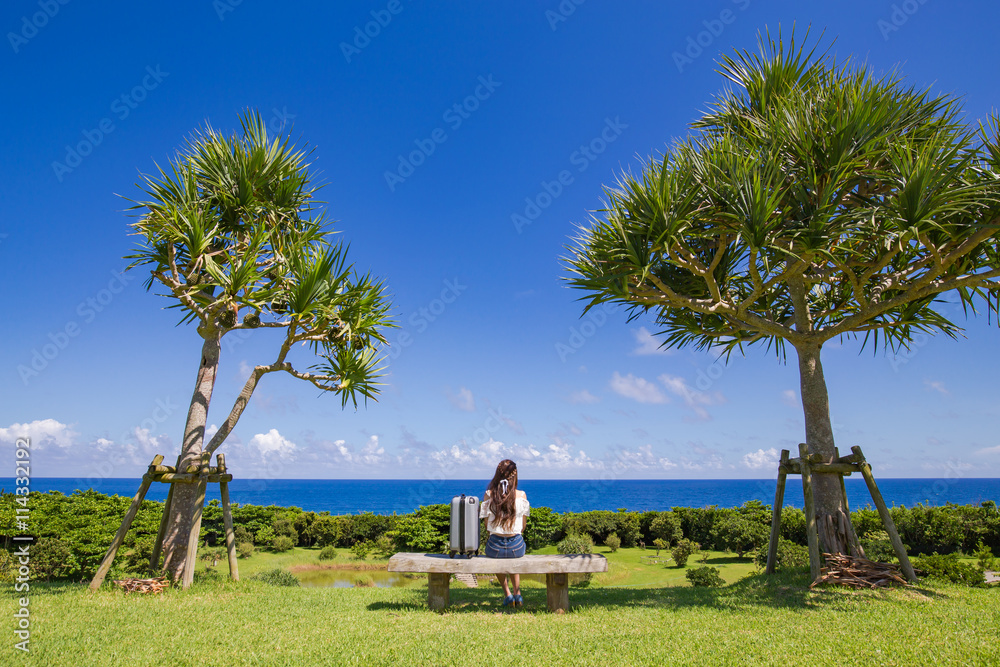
[387,552,608,575]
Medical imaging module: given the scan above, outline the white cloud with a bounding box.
[206,424,219,439]
[568,390,600,404]
[742,447,780,469]
[249,428,297,460]
[447,387,476,412]
[608,444,677,472]
[781,390,798,408]
[975,445,1000,456]
[238,360,252,381]
[610,372,669,404]
[658,374,725,421]
[0,419,77,451]
[631,327,672,356]
[924,379,949,395]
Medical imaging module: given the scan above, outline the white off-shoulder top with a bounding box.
[480,490,530,535]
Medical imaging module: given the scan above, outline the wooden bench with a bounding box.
[387,552,608,612]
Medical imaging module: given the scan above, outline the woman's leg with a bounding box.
[496,573,511,597]
[511,573,520,596]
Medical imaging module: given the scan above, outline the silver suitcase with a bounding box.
[448,494,480,558]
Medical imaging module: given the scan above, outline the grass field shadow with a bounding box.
[367,571,949,615]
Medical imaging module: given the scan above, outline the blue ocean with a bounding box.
[10,477,998,515]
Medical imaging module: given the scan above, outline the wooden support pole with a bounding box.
[766,450,790,575]
[546,573,570,613]
[89,475,153,591]
[799,443,821,581]
[181,455,210,589]
[427,572,450,610]
[852,447,917,583]
[219,457,239,581]
[149,481,175,573]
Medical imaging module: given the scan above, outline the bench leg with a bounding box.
[546,573,569,613]
[428,573,450,610]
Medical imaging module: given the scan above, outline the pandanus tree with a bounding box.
[126,111,393,581]
[566,32,1000,557]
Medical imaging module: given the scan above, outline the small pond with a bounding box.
[295,569,418,588]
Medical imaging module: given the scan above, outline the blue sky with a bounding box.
[2,0,999,484]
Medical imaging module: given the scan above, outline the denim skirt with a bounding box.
[485,533,526,558]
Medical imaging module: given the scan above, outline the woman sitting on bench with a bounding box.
[481,459,530,607]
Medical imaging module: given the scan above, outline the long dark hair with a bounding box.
[485,459,518,531]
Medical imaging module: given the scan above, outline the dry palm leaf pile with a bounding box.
[810,553,910,589]
[112,577,169,594]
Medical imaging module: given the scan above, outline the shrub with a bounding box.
[0,549,12,584]
[860,530,899,563]
[523,507,564,550]
[604,533,621,553]
[308,515,344,548]
[614,511,641,547]
[237,541,255,559]
[710,512,768,558]
[249,568,299,587]
[343,512,393,546]
[294,512,317,546]
[753,539,809,572]
[373,534,395,559]
[254,526,276,545]
[671,539,699,568]
[387,515,446,553]
[913,553,986,587]
[271,535,295,552]
[686,566,724,587]
[272,518,299,543]
[672,506,720,545]
[121,536,155,574]
[652,538,666,555]
[234,525,252,545]
[777,506,807,545]
[649,512,683,547]
[557,533,594,555]
[318,546,338,561]
[974,541,997,572]
[33,538,78,581]
[351,540,372,560]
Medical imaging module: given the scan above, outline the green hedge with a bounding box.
[1,491,996,581]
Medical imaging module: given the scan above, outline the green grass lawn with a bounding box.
[3,546,996,665]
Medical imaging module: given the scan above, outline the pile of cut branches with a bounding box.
[113,577,169,594]
[811,553,909,589]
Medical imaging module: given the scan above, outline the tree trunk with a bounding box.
[795,343,862,557]
[160,332,221,581]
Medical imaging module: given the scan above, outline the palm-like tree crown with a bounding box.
[127,110,393,411]
[568,31,1000,357]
